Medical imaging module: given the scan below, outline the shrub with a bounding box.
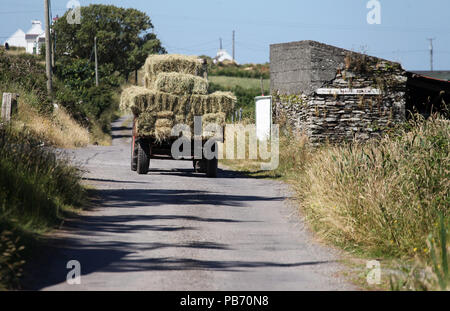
[0,50,52,113]
[0,127,85,229]
[0,228,25,290]
[54,57,122,93]
[0,126,86,289]
[82,85,115,119]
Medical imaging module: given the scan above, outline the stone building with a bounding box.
[270,40,408,143]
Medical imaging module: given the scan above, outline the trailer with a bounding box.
[130,118,219,177]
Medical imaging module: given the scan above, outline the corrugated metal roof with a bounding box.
[410,71,450,82]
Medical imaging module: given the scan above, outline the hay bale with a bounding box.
[184,93,235,124]
[143,73,154,88]
[203,112,226,125]
[155,72,208,95]
[202,113,226,138]
[120,86,157,115]
[154,127,173,142]
[209,91,236,115]
[136,111,156,136]
[189,94,207,115]
[120,87,181,116]
[121,69,237,139]
[155,118,174,128]
[157,111,175,119]
[144,54,203,77]
[175,114,186,124]
[178,95,192,115]
[122,88,235,119]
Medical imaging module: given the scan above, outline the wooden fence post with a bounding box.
[1,93,19,122]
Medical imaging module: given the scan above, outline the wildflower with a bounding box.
[413,248,417,252]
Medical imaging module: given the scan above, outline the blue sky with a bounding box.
[1,0,449,70]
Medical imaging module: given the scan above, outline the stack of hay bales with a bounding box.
[121,54,236,140]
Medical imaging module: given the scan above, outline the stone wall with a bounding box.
[270,41,407,143]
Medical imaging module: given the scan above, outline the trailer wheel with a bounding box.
[131,136,138,171]
[206,158,218,178]
[137,140,150,175]
[194,160,207,173]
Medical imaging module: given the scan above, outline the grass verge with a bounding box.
[0,126,86,290]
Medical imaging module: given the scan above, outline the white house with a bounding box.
[214,49,237,64]
[5,21,45,54]
[5,29,27,49]
[25,20,45,54]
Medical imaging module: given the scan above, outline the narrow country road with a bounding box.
[23,115,354,291]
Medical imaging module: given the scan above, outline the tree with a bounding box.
[53,4,166,80]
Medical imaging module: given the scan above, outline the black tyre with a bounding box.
[206,158,218,178]
[137,140,150,175]
[194,160,207,173]
[131,137,138,171]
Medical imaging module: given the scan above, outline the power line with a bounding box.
[44,0,52,97]
[0,10,42,14]
[151,12,450,35]
[232,30,235,61]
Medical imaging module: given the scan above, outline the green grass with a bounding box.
[0,126,86,290]
[209,75,269,91]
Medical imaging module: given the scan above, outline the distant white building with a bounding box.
[25,21,45,54]
[5,20,45,54]
[5,29,27,49]
[214,49,238,64]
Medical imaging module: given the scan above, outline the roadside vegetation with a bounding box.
[207,60,270,79]
[0,4,166,290]
[0,125,86,290]
[222,114,449,290]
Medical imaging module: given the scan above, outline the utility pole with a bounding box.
[427,38,435,72]
[219,38,222,50]
[51,29,55,68]
[44,0,52,97]
[94,36,99,87]
[52,16,58,69]
[232,30,235,62]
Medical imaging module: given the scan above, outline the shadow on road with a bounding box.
[23,230,332,289]
[82,177,145,184]
[146,167,283,180]
[88,188,284,208]
[21,185,313,290]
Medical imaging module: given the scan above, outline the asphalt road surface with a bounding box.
[23,115,354,291]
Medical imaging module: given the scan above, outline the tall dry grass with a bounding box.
[390,214,449,291]
[13,94,90,148]
[0,125,86,289]
[300,117,449,257]
[223,116,449,262]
